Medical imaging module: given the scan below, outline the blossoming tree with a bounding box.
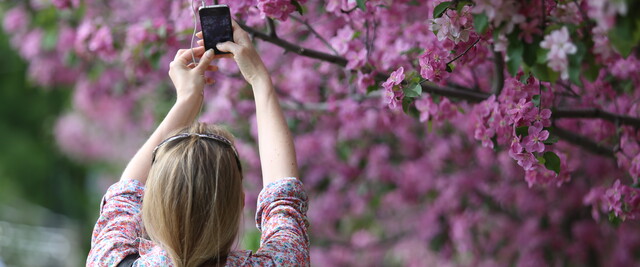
[3,0,640,265]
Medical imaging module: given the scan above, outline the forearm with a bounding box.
[252,77,299,186]
[120,95,202,183]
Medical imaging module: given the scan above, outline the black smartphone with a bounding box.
[198,5,233,55]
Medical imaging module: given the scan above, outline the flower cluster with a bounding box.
[604,180,640,221]
[540,27,577,80]
[257,0,305,21]
[382,67,405,110]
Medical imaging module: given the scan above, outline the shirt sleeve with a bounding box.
[87,179,145,267]
[253,178,310,266]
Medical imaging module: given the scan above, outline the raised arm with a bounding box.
[119,45,220,183]
[217,21,299,186]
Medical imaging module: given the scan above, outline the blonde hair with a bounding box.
[142,123,244,267]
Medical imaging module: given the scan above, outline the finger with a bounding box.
[187,63,197,69]
[195,49,216,72]
[174,49,188,60]
[231,20,251,46]
[175,46,206,65]
[216,41,243,55]
[197,39,204,46]
[196,31,203,39]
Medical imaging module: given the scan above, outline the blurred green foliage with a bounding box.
[0,28,91,261]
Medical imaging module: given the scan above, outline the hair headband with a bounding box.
[152,133,242,173]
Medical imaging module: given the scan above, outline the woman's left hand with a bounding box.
[168,45,220,101]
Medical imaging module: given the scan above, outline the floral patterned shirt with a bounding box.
[87,178,309,266]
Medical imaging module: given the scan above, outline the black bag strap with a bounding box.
[117,253,140,267]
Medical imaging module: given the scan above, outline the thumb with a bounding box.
[195,49,216,72]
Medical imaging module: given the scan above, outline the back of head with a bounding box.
[142,123,243,267]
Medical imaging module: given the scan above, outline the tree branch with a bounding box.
[266,18,277,38]
[290,15,339,55]
[237,21,348,67]
[420,82,491,102]
[446,38,480,65]
[554,108,640,128]
[551,126,614,157]
[238,20,640,157]
[491,50,505,95]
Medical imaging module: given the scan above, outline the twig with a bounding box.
[290,15,339,55]
[446,38,481,65]
[266,18,277,38]
[554,108,640,128]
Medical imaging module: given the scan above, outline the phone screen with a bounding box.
[199,6,233,54]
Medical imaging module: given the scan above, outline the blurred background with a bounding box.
[0,29,89,266]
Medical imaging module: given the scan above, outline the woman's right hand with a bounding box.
[198,20,270,86]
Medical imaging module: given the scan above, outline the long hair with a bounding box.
[142,123,244,267]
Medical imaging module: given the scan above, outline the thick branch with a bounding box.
[551,126,614,157]
[237,21,348,67]
[554,108,640,128]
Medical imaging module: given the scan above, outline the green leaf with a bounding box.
[608,15,637,58]
[543,134,559,145]
[568,42,586,86]
[403,83,422,98]
[446,63,455,73]
[516,126,529,138]
[473,13,489,34]
[522,38,540,67]
[402,97,413,114]
[356,0,367,11]
[292,0,305,15]
[433,1,452,18]
[401,47,424,55]
[532,95,540,107]
[506,30,523,76]
[366,85,379,94]
[542,151,561,175]
[537,156,545,165]
[531,63,559,83]
[609,211,623,226]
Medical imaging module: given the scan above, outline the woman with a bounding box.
[87,20,309,267]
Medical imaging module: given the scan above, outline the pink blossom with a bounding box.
[523,122,549,153]
[604,180,640,220]
[518,19,542,43]
[419,47,449,82]
[88,26,116,61]
[2,6,29,34]
[533,109,552,127]
[19,29,43,60]
[257,0,304,21]
[415,96,437,122]
[474,125,495,149]
[429,11,470,44]
[382,67,405,110]
[540,27,577,80]
[507,98,534,124]
[52,0,80,9]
